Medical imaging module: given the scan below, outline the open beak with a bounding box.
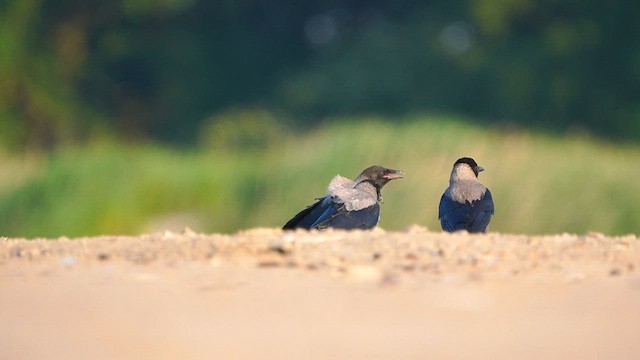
[475,166,485,173]
[383,169,405,180]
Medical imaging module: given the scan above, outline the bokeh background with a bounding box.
[1,0,639,237]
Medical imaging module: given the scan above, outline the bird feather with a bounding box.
[327,175,378,211]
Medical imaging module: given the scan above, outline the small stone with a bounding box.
[379,271,399,287]
[281,233,296,242]
[10,246,22,258]
[400,264,416,272]
[182,227,196,236]
[563,272,585,283]
[587,231,605,239]
[97,253,110,261]
[267,244,290,255]
[405,253,418,261]
[60,256,77,267]
[609,267,622,276]
[429,248,445,257]
[405,224,428,234]
[257,260,281,268]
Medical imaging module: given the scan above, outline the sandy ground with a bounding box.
[1,227,639,360]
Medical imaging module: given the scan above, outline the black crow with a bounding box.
[283,165,404,230]
[438,157,494,233]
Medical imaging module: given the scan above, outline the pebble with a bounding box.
[563,272,585,283]
[97,253,110,261]
[609,267,622,276]
[60,256,77,267]
[182,227,197,236]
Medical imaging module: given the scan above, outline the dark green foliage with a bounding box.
[1,0,639,149]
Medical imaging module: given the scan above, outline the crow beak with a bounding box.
[383,169,405,180]
[475,166,485,172]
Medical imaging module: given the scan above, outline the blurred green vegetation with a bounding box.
[1,0,639,149]
[1,114,639,238]
[1,1,639,237]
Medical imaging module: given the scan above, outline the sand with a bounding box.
[1,227,639,359]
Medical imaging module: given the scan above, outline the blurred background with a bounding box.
[1,0,639,237]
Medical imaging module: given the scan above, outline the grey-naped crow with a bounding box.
[438,157,494,233]
[283,165,404,230]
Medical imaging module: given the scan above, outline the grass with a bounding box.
[1,113,639,238]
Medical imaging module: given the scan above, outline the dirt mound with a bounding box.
[1,228,639,359]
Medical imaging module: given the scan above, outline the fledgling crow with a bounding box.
[283,165,405,230]
[438,157,494,233]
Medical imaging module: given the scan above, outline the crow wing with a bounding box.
[312,202,380,230]
[439,189,494,233]
[282,196,333,230]
[284,174,381,230]
[468,189,494,232]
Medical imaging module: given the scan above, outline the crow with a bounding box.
[439,157,494,233]
[283,165,404,230]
